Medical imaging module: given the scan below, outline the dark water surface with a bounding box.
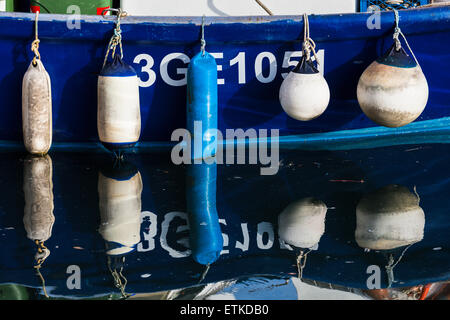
[0,142,449,300]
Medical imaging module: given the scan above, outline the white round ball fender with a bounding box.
[279,57,330,121]
[278,197,327,249]
[355,185,425,251]
[357,45,429,128]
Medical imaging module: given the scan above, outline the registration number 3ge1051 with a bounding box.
[133,50,325,88]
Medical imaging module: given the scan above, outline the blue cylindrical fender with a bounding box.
[186,162,223,266]
[98,55,141,152]
[186,51,218,161]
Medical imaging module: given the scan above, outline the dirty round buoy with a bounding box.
[357,45,428,128]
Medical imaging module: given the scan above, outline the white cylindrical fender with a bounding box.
[23,154,54,242]
[278,197,327,249]
[98,164,143,256]
[279,57,330,121]
[98,56,141,151]
[22,60,52,155]
[355,185,425,250]
[357,45,429,128]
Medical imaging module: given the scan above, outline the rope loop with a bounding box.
[302,14,320,66]
[102,8,127,68]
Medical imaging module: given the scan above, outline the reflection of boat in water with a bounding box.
[98,158,143,298]
[355,184,425,288]
[0,143,448,299]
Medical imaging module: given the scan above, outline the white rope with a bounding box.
[302,14,320,65]
[393,9,420,67]
[201,15,206,56]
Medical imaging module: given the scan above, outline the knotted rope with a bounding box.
[302,14,320,65]
[102,8,127,68]
[393,9,420,67]
[107,255,132,299]
[34,240,50,298]
[31,11,41,66]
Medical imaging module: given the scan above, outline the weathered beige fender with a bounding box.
[23,154,54,242]
[98,170,143,255]
[357,61,428,128]
[355,185,425,250]
[278,197,327,249]
[22,60,52,155]
[97,56,141,151]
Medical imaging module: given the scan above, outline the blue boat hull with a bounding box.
[0,142,449,298]
[0,5,449,147]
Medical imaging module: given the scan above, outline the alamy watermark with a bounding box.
[366,265,382,289]
[171,121,280,176]
[366,5,381,30]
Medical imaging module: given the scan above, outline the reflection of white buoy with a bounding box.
[279,14,330,121]
[98,160,143,256]
[355,185,425,251]
[98,159,142,299]
[355,184,425,288]
[278,197,327,279]
[357,10,428,127]
[22,12,52,155]
[98,9,141,153]
[23,154,54,298]
[278,197,327,249]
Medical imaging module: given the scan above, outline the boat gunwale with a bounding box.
[0,3,449,24]
[0,4,448,43]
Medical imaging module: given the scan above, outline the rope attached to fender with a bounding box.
[393,9,420,67]
[31,11,41,66]
[102,8,127,68]
[302,14,320,65]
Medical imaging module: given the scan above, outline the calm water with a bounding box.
[0,142,449,300]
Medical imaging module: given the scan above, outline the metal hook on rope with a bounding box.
[102,8,128,68]
[392,9,420,67]
[302,14,319,65]
[31,11,41,66]
[200,15,206,56]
